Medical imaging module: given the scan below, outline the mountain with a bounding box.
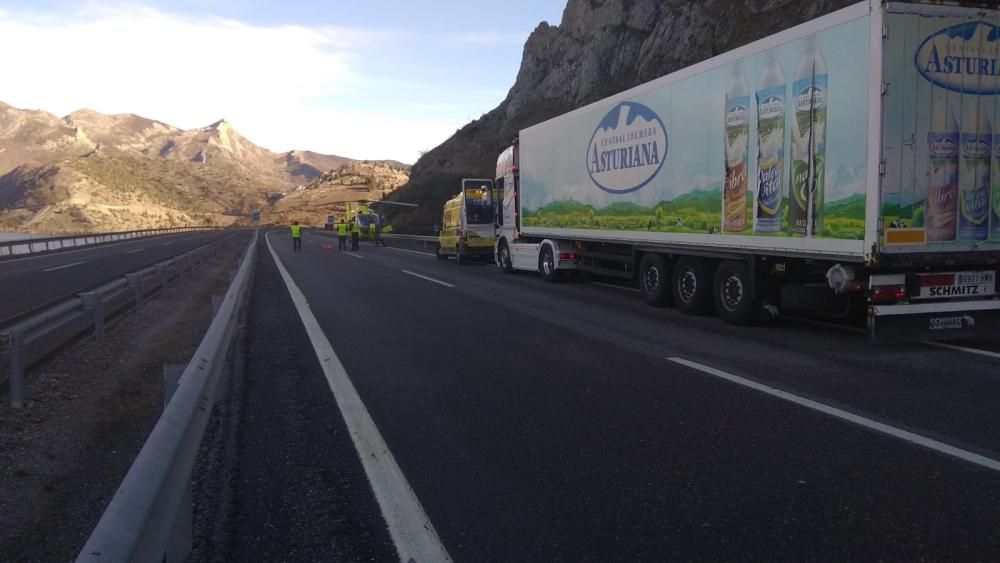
[386,0,856,233]
[264,160,410,226]
[0,102,403,232]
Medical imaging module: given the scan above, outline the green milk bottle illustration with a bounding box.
[789,35,827,237]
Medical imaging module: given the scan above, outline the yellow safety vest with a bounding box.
[290,224,302,238]
[337,223,348,236]
[369,224,376,234]
[350,222,360,234]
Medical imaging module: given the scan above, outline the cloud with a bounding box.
[0,4,460,162]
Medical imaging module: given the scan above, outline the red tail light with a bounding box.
[559,252,577,260]
[871,286,907,303]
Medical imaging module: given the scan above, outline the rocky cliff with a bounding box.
[387,0,856,232]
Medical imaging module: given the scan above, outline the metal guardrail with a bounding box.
[0,226,222,259]
[381,233,436,242]
[0,235,235,407]
[76,230,257,563]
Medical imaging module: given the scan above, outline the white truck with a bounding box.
[492,0,1000,342]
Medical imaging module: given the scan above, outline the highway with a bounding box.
[244,231,1000,561]
[0,230,231,324]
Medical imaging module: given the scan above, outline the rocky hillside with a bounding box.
[386,0,856,233]
[264,160,410,226]
[0,102,393,232]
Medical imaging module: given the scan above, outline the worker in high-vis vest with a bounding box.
[350,220,361,251]
[290,221,302,252]
[337,218,348,252]
[368,222,377,245]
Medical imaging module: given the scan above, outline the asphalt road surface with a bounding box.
[252,231,1000,561]
[0,230,233,324]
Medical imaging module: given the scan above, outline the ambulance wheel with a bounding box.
[639,253,672,307]
[539,245,558,283]
[714,260,756,325]
[436,245,448,260]
[498,242,514,273]
[456,246,466,265]
[672,257,713,315]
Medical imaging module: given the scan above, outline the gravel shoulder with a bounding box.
[0,234,249,562]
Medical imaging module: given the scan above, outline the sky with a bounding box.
[0,0,566,163]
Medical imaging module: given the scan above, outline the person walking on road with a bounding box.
[350,220,360,251]
[337,218,348,252]
[291,221,302,252]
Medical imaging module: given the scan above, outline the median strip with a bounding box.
[667,356,1000,473]
[42,260,87,272]
[401,270,454,288]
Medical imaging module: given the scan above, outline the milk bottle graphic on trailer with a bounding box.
[925,101,959,242]
[754,50,785,233]
[789,35,827,237]
[724,61,750,233]
[958,103,990,241]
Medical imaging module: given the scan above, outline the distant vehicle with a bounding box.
[489,0,1000,342]
[437,179,495,264]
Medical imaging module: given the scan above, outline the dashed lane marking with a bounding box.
[42,260,87,272]
[401,270,455,288]
[265,232,452,562]
[668,356,1000,473]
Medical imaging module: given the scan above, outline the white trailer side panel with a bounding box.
[519,2,872,262]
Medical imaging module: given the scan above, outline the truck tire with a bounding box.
[436,245,448,260]
[539,245,558,282]
[498,241,514,273]
[714,260,756,325]
[672,257,713,315]
[639,253,672,307]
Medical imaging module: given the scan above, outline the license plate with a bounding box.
[915,271,997,300]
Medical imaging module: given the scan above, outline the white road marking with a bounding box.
[387,246,436,257]
[401,270,455,288]
[345,252,365,259]
[162,241,174,246]
[265,233,451,562]
[588,281,641,293]
[668,356,1000,473]
[926,341,1000,360]
[126,248,144,254]
[43,260,87,272]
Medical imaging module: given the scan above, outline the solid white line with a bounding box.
[265,233,451,562]
[926,341,1000,360]
[667,356,1000,473]
[126,248,144,254]
[588,281,641,293]
[162,241,174,246]
[387,246,436,256]
[43,260,87,272]
[401,270,455,288]
[344,252,365,259]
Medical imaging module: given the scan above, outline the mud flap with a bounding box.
[868,301,1000,343]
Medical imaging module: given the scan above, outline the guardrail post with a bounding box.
[79,292,105,343]
[126,273,144,318]
[156,263,169,295]
[9,329,25,408]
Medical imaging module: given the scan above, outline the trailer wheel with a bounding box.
[436,245,448,261]
[639,253,672,307]
[539,245,558,282]
[672,257,713,315]
[498,241,514,273]
[714,260,756,325]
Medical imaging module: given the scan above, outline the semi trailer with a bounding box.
[491,0,1000,342]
